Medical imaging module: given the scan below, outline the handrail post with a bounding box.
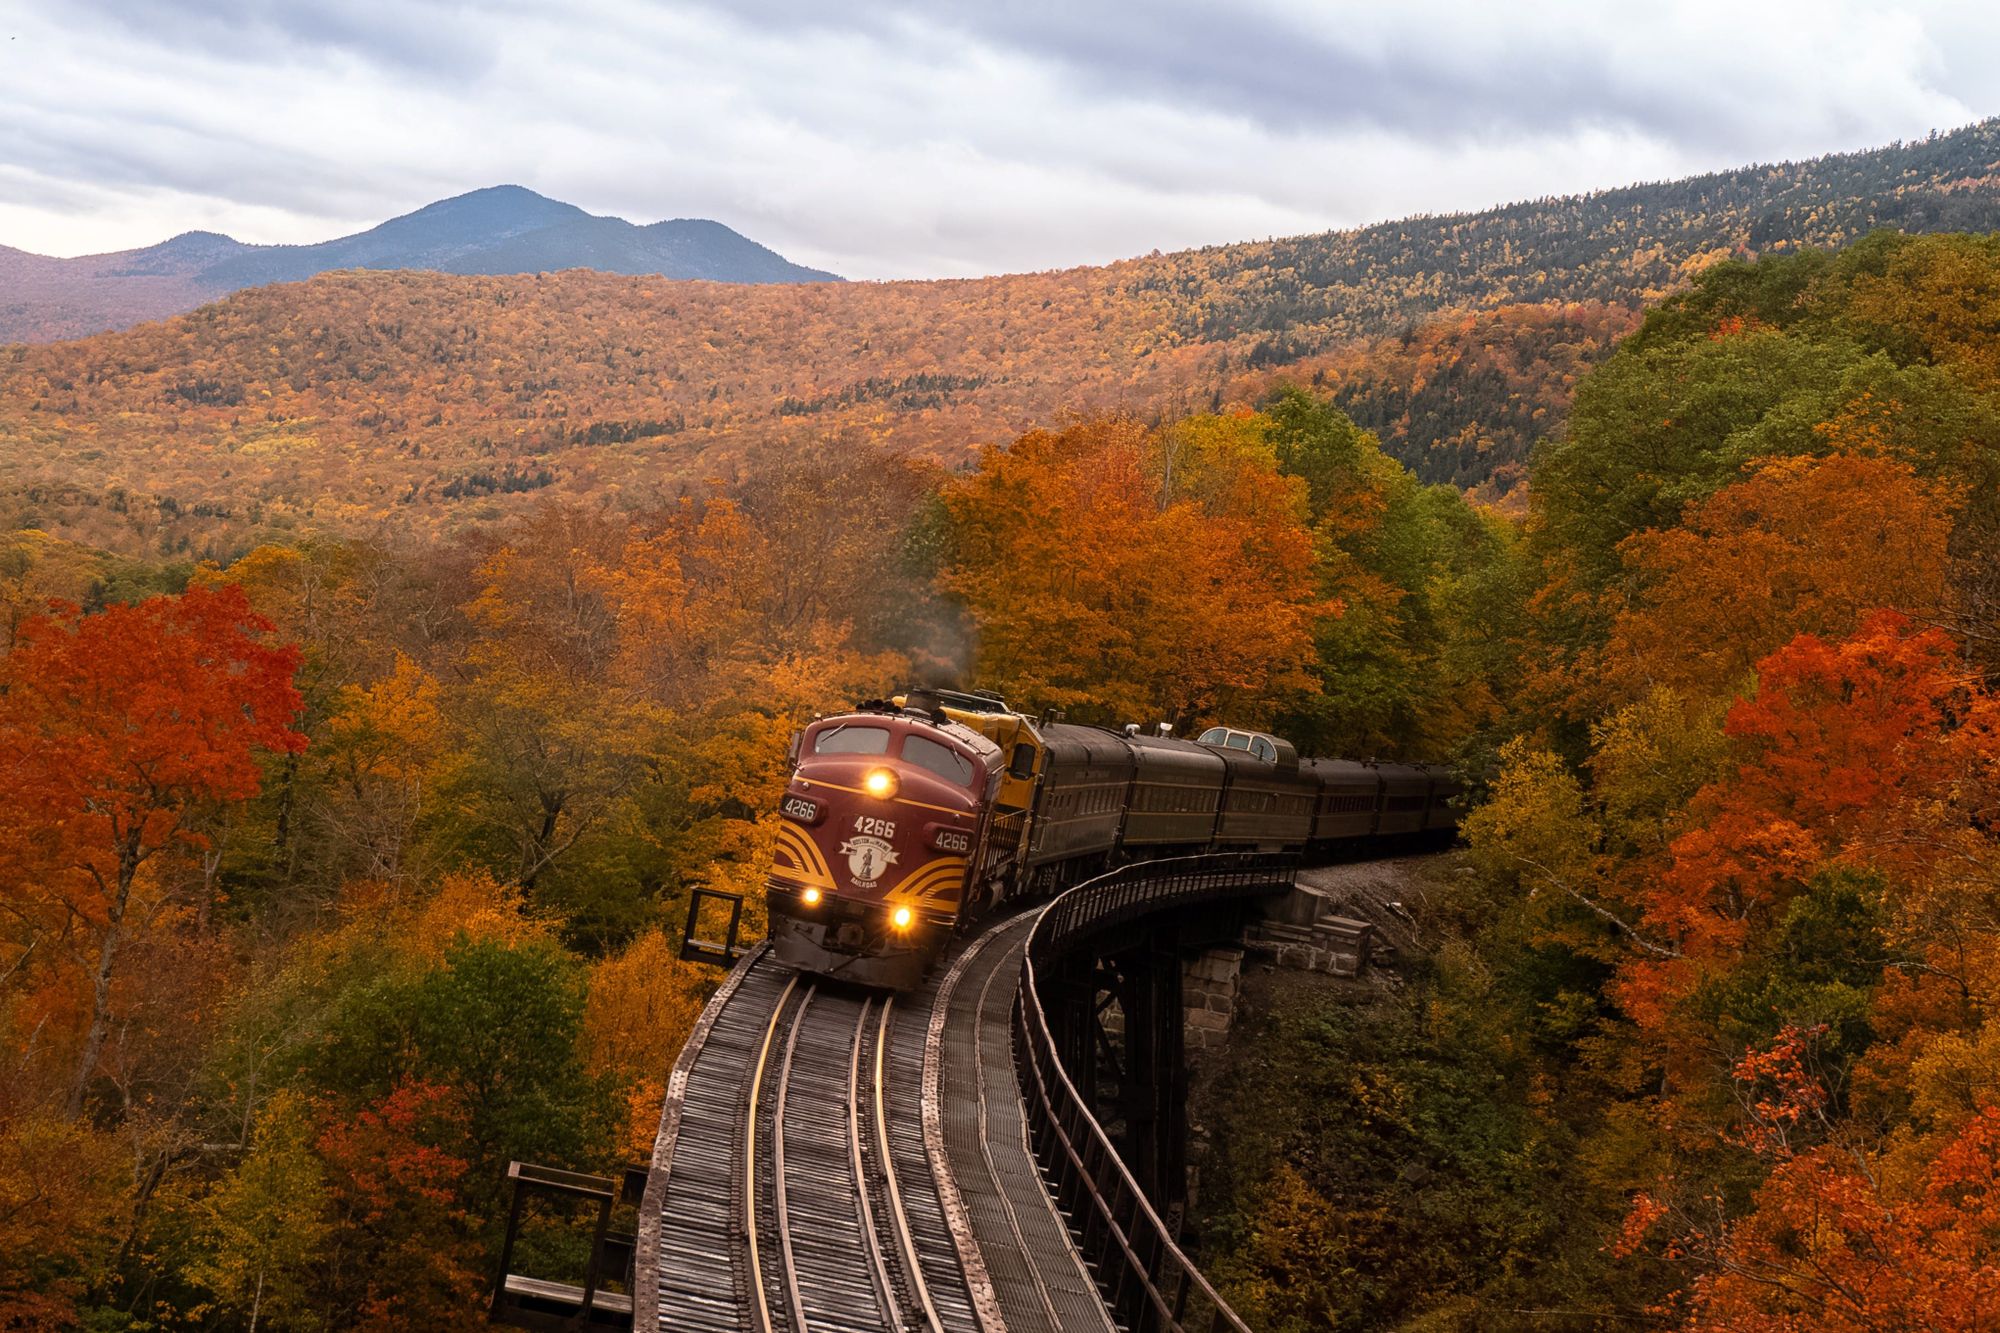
[580,1186,612,1314]
[494,1161,527,1314]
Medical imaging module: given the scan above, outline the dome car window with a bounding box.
[813,724,889,755]
[902,735,976,786]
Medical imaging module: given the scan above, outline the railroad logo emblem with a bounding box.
[838,835,898,888]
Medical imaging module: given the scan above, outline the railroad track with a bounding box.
[648,949,981,1332]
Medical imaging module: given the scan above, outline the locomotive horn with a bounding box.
[904,687,948,723]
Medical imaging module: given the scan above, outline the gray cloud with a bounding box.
[690,1,1601,138]
[676,0,1971,153]
[1,1,1995,278]
[62,0,502,78]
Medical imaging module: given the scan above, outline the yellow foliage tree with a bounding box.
[187,1090,331,1332]
[582,931,717,1159]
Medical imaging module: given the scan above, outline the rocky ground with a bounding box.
[1295,849,1464,966]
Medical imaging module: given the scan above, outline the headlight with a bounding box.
[864,768,898,799]
[801,887,822,906]
[891,905,913,929]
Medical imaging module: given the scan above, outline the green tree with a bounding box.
[404,936,618,1202]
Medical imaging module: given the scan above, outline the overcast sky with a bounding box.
[3,1,1998,280]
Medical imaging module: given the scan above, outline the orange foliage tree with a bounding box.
[940,416,1324,728]
[1614,613,1962,1039]
[1686,1107,2000,1331]
[1606,454,1954,702]
[316,1080,487,1332]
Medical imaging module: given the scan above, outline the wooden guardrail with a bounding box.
[491,1161,645,1330]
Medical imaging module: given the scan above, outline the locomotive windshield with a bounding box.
[902,734,977,787]
[814,723,889,755]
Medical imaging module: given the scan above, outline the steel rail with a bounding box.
[920,926,1016,1333]
[745,974,801,1333]
[875,997,944,1332]
[845,997,903,1328]
[773,984,815,1333]
[642,945,984,1333]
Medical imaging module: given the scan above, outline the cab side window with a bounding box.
[1009,743,1036,779]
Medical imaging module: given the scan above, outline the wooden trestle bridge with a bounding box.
[491,854,1295,1333]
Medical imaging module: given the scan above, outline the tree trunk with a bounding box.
[523,795,563,889]
[66,842,137,1119]
[272,750,299,854]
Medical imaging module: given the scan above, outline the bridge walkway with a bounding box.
[932,913,1119,1333]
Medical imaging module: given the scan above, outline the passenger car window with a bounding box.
[902,735,976,786]
[1251,737,1276,762]
[813,724,889,755]
[1225,733,1251,750]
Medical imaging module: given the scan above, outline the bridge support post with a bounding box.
[1043,918,1195,1236]
[1049,946,1099,1113]
[1101,929,1188,1225]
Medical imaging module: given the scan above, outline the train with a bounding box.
[765,688,1461,989]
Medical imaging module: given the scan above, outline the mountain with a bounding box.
[0,186,839,343]
[6,120,2000,558]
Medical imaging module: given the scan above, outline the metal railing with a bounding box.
[1012,854,1295,1333]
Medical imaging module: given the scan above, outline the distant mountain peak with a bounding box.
[392,185,590,234]
[457,183,548,202]
[0,189,840,344]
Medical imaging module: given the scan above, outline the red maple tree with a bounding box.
[0,584,305,1115]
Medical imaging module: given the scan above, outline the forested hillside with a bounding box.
[1192,231,2000,1330]
[1227,300,1643,496]
[6,120,2000,558]
[1152,120,2000,349]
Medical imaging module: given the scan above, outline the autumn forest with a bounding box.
[9,120,2000,1331]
